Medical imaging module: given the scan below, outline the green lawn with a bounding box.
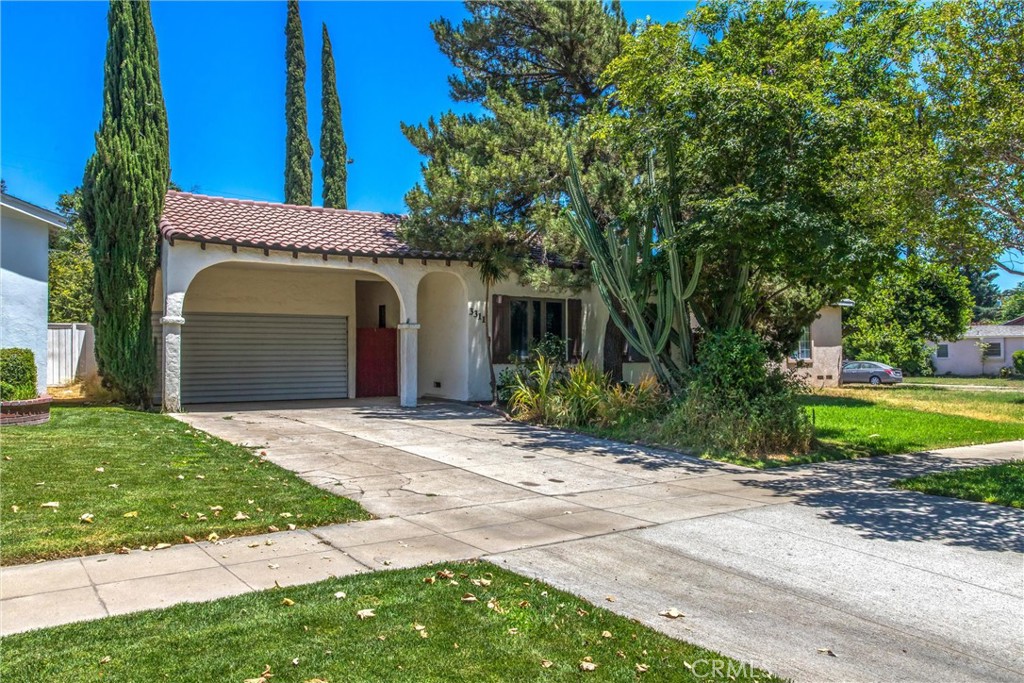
[0,407,369,564]
[801,392,1024,464]
[894,461,1024,509]
[0,561,780,683]
[582,387,1024,469]
[903,375,1024,388]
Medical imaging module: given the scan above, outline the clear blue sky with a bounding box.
[2,1,1019,289]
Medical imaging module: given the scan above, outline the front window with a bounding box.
[793,327,812,361]
[983,341,1002,358]
[508,298,565,360]
[936,344,949,359]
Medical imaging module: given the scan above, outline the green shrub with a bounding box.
[598,376,668,428]
[667,329,813,456]
[509,356,558,423]
[559,362,607,426]
[1014,350,1024,376]
[0,348,37,401]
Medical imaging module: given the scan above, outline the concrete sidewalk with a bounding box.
[2,401,1021,683]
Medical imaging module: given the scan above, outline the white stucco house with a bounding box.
[1,193,65,396]
[154,191,846,411]
[931,323,1024,376]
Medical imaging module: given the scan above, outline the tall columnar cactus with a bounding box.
[565,146,702,393]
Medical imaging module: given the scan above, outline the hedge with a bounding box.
[0,348,37,401]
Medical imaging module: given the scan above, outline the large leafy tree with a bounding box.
[844,260,973,374]
[284,0,312,205]
[1001,285,1024,323]
[81,0,169,407]
[920,0,1024,276]
[402,1,630,388]
[320,23,347,209]
[583,0,917,371]
[49,189,94,324]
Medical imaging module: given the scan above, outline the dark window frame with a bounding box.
[506,297,566,361]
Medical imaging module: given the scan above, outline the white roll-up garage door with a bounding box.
[182,313,348,403]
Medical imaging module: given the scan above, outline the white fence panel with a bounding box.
[46,323,96,386]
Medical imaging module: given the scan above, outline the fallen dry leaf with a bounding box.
[183,535,196,544]
[540,660,554,669]
[153,543,171,550]
[333,591,346,599]
[233,511,250,521]
[659,608,685,619]
[268,563,280,570]
[423,576,436,584]
[605,595,616,602]
[576,608,589,617]
[207,532,220,542]
[95,467,104,473]
[635,663,650,673]
[292,658,300,666]
[601,630,612,639]
[461,593,478,603]
[436,568,455,579]
[817,648,837,657]
[99,656,112,664]
[108,484,119,489]
[248,542,261,548]
[508,627,519,635]
[471,578,492,587]
[281,598,295,607]
[209,505,223,512]
[579,657,598,672]
[40,502,59,509]
[287,523,297,531]
[268,525,280,532]
[79,513,95,524]
[10,505,19,513]
[304,679,329,683]
[413,623,426,631]
[122,510,138,518]
[356,609,376,620]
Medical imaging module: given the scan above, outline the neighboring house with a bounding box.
[154,191,846,410]
[932,323,1024,376]
[0,193,65,396]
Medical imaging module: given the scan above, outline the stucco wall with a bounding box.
[417,272,469,400]
[932,337,1024,376]
[1,206,50,395]
[788,306,844,387]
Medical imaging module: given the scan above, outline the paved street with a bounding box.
[2,399,1021,682]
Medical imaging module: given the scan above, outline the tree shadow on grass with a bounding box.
[731,453,1024,553]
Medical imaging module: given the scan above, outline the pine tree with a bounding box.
[284,0,312,205]
[320,23,347,209]
[81,0,169,407]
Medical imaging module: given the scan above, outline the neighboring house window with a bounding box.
[508,298,564,360]
[793,326,812,361]
[935,344,949,358]
[983,341,1002,358]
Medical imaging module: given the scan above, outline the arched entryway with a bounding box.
[177,262,403,404]
[416,271,469,400]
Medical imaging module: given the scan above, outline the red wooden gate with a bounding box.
[356,328,398,397]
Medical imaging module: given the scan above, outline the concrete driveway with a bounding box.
[171,399,1024,683]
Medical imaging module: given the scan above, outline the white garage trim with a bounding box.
[182,313,348,403]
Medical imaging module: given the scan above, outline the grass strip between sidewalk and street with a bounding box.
[0,561,783,682]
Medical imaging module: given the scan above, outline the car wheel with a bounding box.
[869,375,881,386]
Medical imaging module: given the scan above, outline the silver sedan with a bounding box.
[840,361,903,386]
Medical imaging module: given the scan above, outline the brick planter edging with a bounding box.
[0,395,52,426]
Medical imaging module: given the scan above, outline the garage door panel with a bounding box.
[182,313,348,403]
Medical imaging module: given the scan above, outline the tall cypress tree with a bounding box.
[81,0,169,407]
[284,0,312,205]
[320,23,347,209]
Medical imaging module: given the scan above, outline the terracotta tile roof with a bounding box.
[159,191,457,259]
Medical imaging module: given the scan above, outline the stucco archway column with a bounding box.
[161,312,184,412]
[397,322,421,407]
